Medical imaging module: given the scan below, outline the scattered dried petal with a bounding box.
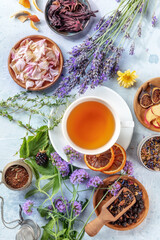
[32,0,43,12]
[27,15,40,22]
[19,0,31,8]
[10,10,31,18]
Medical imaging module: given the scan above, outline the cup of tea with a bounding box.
[62,96,133,155]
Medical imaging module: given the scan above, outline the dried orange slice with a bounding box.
[102,143,126,174]
[84,148,114,171]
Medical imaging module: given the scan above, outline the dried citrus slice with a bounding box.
[84,148,114,171]
[102,143,126,174]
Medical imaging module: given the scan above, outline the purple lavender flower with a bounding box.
[87,176,103,188]
[72,201,82,216]
[48,205,53,211]
[64,145,83,163]
[152,15,157,27]
[51,152,70,177]
[129,42,135,55]
[53,196,69,213]
[22,200,34,216]
[138,23,142,37]
[139,3,144,13]
[122,160,134,176]
[70,169,89,185]
[108,182,121,196]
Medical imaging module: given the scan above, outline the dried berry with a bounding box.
[36,150,48,166]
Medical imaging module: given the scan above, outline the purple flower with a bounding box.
[108,182,121,196]
[87,176,103,188]
[72,201,82,216]
[70,169,89,185]
[129,42,135,55]
[64,145,83,163]
[54,196,69,213]
[152,15,157,27]
[22,200,34,216]
[48,205,53,211]
[138,23,142,37]
[51,152,70,177]
[122,160,134,176]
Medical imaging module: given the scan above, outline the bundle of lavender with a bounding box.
[55,0,155,97]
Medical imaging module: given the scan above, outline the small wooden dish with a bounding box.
[93,175,149,231]
[8,35,63,91]
[134,77,160,132]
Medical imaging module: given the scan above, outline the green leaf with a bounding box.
[36,125,48,133]
[57,229,66,237]
[38,206,49,218]
[29,158,55,175]
[19,130,49,158]
[36,174,57,191]
[20,137,29,158]
[51,168,60,198]
[42,219,55,239]
[25,160,39,180]
[25,188,39,199]
[42,178,55,193]
[46,144,55,156]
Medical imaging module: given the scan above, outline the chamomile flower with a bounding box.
[117,69,138,88]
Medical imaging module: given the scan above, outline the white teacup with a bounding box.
[62,96,134,155]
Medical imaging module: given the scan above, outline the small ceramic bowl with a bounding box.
[93,175,149,231]
[8,35,63,91]
[45,0,91,37]
[0,160,32,191]
[137,135,160,171]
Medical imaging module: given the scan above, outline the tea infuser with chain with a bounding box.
[0,196,41,240]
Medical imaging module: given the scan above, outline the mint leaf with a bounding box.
[19,128,49,158]
[42,219,55,240]
[20,137,29,158]
[29,158,55,175]
[51,168,60,198]
[25,160,39,179]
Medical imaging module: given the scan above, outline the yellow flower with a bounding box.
[117,69,138,88]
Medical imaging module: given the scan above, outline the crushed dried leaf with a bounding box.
[19,0,30,8]
[32,0,43,12]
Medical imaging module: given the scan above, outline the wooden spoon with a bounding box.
[85,187,136,237]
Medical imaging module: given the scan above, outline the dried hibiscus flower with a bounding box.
[47,0,98,32]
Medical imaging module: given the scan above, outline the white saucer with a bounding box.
[48,86,134,169]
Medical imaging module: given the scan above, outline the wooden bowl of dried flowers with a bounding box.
[93,175,149,231]
[45,0,97,36]
[0,160,32,191]
[8,35,63,91]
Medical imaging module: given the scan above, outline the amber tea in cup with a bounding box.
[62,96,120,155]
[67,101,115,150]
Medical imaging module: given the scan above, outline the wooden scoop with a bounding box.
[85,187,136,237]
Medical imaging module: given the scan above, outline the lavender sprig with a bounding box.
[55,0,148,97]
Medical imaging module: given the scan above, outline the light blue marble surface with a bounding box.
[0,0,160,240]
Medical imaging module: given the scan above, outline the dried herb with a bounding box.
[47,0,98,32]
[5,165,29,189]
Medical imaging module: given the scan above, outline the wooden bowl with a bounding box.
[134,77,160,132]
[8,35,63,91]
[93,175,149,231]
[45,0,92,37]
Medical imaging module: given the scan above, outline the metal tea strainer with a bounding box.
[0,197,41,240]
